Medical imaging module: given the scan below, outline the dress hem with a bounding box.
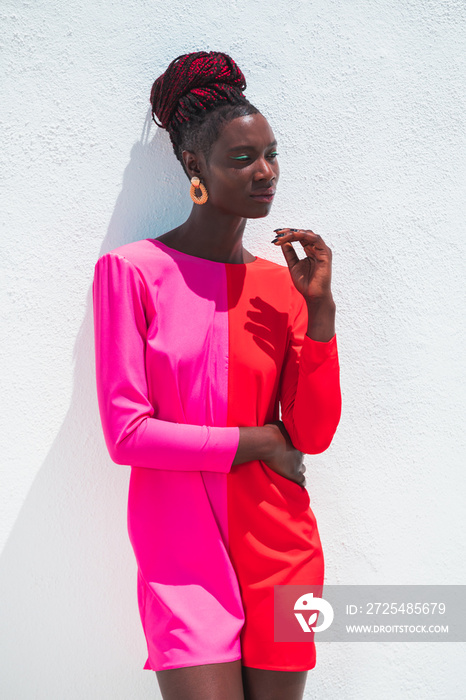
[144,654,243,672]
[241,662,317,672]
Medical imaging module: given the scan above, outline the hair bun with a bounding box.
[150,51,247,131]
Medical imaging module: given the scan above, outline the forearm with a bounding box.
[281,294,342,453]
[306,295,336,342]
[111,420,277,471]
[232,425,277,466]
[100,411,240,473]
[287,339,341,453]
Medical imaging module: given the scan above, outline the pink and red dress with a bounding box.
[92,237,341,672]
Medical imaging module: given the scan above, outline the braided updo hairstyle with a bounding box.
[150,51,260,178]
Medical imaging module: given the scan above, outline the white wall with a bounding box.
[1,1,465,698]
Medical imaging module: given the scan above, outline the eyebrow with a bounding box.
[228,140,278,151]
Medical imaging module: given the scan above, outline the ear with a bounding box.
[182,150,206,179]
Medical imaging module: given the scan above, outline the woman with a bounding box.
[92,51,341,700]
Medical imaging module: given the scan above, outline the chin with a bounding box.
[250,210,271,219]
[248,205,273,219]
[218,201,273,218]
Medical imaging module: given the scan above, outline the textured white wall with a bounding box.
[1,0,465,698]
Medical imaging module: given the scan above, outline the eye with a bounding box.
[230,151,279,162]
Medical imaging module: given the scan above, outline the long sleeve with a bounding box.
[278,289,341,454]
[92,252,240,471]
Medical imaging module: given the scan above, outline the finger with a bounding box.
[273,231,329,264]
[273,229,329,252]
[278,240,301,269]
[273,237,313,268]
[294,231,328,256]
[279,240,319,272]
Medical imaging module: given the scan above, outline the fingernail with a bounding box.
[290,228,298,232]
[273,228,285,232]
[271,238,280,243]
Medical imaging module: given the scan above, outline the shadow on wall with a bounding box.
[0,110,191,698]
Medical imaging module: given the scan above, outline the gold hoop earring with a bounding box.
[190,176,209,205]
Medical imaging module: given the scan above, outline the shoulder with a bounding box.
[95,238,158,269]
[94,238,178,285]
[254,256,300,293]
[254,255,292,283]
[250,256,306,320]
[255,255,286,271]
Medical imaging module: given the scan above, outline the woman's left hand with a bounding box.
[272,228,333,302]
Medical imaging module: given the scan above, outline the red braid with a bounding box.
[150,51,247,132]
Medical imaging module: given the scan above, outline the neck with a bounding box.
[172,204,251,264]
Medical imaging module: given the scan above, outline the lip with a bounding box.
[250,188,276,202]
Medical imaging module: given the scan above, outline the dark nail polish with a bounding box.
[271,238,279,243]
[273,228,284,232]
[290,228,298,232]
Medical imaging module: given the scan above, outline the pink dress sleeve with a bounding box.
[278,288,342,454]
[92,252,240,472]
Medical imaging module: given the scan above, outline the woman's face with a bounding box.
[191,112,280,218]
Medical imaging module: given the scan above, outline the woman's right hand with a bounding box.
[262,420,307,487]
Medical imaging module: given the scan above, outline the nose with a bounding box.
[254,155,276,182]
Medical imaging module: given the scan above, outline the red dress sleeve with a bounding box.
[278,288,342,454]
[92,252,240,471]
